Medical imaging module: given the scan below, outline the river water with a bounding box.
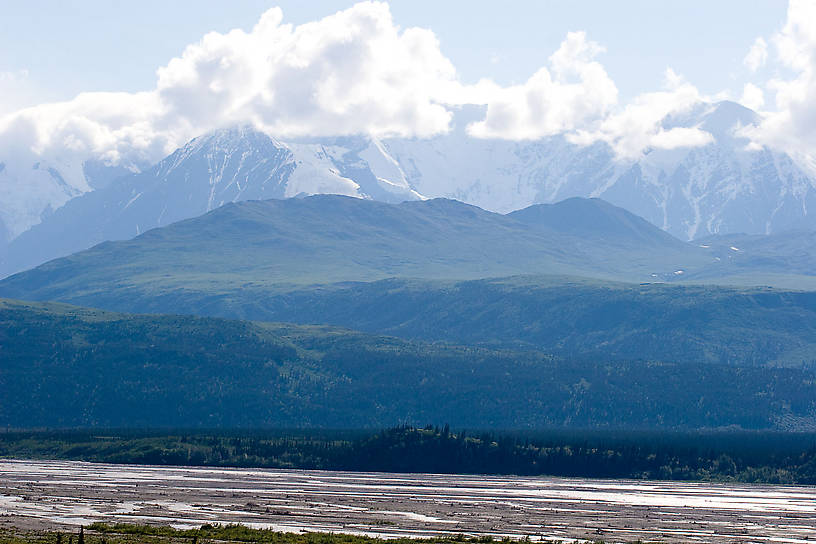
[1,459,814,543]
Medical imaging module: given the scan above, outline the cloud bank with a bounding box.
[0,2,463,172]
[3,0,816,198]
[569,69,713,158]
[0,1,725,176]
[466,32,618,140]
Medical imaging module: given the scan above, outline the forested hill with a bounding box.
[2,298,816,430]
[14,274,816,367]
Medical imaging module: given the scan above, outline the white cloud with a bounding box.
[466,32,618,140]
[744,37,768,72]
[568,69,713,159]
[740,0,816,168]
[0,1,460,175]
[154,3,457,140]
[464,39,714,158]
[0,0,721,214]
[740,82,765,111]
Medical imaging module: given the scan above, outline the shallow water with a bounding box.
[1,459,815,543]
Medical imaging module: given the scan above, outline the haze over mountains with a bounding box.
[3,101,816,277]
[3,95,816,430]
[0,195,707,293]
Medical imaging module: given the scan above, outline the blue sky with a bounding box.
[1,0,813,175]
[0,0,786,106]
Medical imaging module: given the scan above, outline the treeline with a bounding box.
[2,425,816,484]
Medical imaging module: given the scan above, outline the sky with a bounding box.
[0,1,813,169]
[0,1,786,107]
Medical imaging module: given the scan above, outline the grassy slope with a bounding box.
[0,195,710,300]
[254,276,816,367]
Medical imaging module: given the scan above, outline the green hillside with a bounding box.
[249,276,816,367]
[6,196,816,366]
[2,298,816,430]
[0,195,711,300]
[10,274,816,367]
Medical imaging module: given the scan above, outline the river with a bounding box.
[1,459,814,543]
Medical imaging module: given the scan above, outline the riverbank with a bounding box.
[1,459,815,543]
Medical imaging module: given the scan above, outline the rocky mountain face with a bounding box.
[0,127,421,275]
[380,101,816,240]
[2,100,816,276]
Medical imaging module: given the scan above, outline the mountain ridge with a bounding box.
[0,194,709,292]
[3,100,816,276]
[5,195,816,367]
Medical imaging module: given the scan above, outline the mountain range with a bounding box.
[5,98,816,431]
[3,100,816,277]
[5,195,816,368]
[0,195,712,300]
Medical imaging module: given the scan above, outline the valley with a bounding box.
[5,3,816,543]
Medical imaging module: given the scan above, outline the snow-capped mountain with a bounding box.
[2,100,816,277]
[0,126,424,275]
[0,153,137,244]
[0,156,87,244]
[95,125,421,239]
[380,101,816,240]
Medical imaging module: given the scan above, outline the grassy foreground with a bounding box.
[0,524,588,544]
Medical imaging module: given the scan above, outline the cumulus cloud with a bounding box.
[466,32,618,139]
[744,37,768,72]
[0,1,461,176]
[154,3,457,139]
[0,91,165,164]
[740,0,816,167]
[0,0,724,195]
[463,36,713,159]
[740,82,765,111]
[568,69,713,159]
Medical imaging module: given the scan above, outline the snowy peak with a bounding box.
[155,126,423,205]
[0,127,426,276]
[4,100,816,277]
[698,101,759,138]
[663,100,758,141]
[151,125,297,210]
[0,155,88,240]
[378,100,816,241]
